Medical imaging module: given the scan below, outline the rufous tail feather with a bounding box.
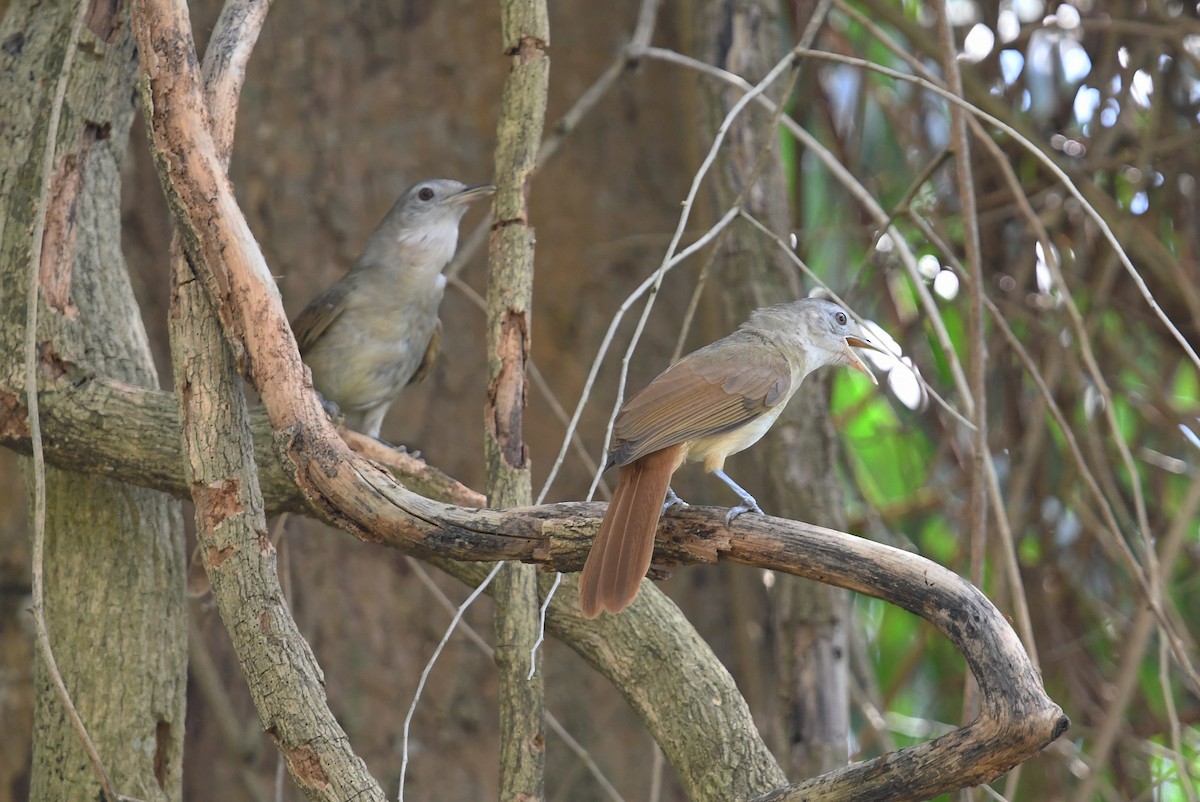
[579,445,683,617]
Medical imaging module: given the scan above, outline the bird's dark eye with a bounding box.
[836,311,848,325]
[418,187,435,201]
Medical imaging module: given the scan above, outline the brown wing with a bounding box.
[609,331,792,466]
[291,279,353,355]
[408,318,442,385]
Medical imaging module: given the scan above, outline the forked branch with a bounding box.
[127,0,1067,796]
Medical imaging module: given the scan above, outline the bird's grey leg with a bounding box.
[374,435,415,455]
[359,403,418,454]
[712,469,765,523]
[316,392,343,421]
[662,486,689,513]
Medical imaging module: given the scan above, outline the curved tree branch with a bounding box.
[1,368,1069,799]
[382,502,1070,801]
[122,0,1067,797]
[162,0,388,798]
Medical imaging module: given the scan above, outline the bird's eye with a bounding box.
[836,311,848,325]
[418,187,435,201]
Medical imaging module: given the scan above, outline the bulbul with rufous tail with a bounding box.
[292,179,494,438]
[578,297,881,618]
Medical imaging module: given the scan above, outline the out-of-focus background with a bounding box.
[2,1,1198,800]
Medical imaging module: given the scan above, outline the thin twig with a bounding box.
[536,205,740,505]
[187,611,268,800]
[934,0,988,735]
[980,783,1010,802]
[588,45,810,499]
[398,562,505,802]
[639,45,978,424]
[649,740,665,802]
[404,559,626,802]
[669,239,725,363]
[527,571,561,679]
[25,2,123,800]
[446,0,662,281]
[789,48,1200,374]
[1160,636,1198,802]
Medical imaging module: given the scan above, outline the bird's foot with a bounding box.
[662,487,689,513]
[712,469,766,524]
[373,437,419,458]
[317,393,343,421]
[725,497,765,525]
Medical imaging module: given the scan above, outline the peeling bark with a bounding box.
[488,2,548,799]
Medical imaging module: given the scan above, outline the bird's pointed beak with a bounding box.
[448,183,497,205]
[843,334,882,385]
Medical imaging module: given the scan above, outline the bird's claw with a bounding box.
[318,394,343,421]
[374,439,419,458]
[725,499,765,524]
[662,487,689,513]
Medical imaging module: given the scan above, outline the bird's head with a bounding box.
[806,298,882,383]
[753,298,882,383]
[359,179,496,272]
[392,179,496,229]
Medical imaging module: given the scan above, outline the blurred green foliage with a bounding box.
[795,1,1200,798]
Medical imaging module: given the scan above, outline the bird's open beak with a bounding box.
[448,183,497,205]
[843,334,882,385]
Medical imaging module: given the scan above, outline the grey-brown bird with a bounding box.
[292,179,494,438]
[578,298,880,618]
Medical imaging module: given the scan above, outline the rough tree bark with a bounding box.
[155,0,386,798]
[0,1,186,799]
[0,1,1068,799]
[487,0,549,798]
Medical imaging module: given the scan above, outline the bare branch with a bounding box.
[123,1,1068,795]
[789,48,1200,374]
[487,0,549,798]
[141,0,387,797]
[0,372,483,514]
[4,353,1066,799]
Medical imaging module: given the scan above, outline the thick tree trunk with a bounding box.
[697,0,850,776]
[0,2,186,800]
